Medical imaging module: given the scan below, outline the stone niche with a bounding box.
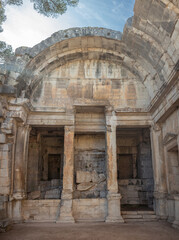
[74,133,106,199]
[117,128,154,208]
[27,127,64,200]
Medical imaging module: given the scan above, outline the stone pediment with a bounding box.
[163,133,177,146]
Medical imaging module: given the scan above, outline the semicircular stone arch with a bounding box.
[20,36,151,112]
[21,36,153,103]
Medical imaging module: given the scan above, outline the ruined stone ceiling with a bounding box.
[14,0,179,108]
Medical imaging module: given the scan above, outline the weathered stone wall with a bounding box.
[73,198,107,222]
[22,198,107,222]
[162,110,179,138]
[162,110,179,195]
[22,200,60,222]
[117,129,154,206]
[30,59,150,111]
[119,179,153,206]
[74,134,106,199]
[0,144,12,195]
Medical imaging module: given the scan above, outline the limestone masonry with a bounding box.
[0,0,179,230]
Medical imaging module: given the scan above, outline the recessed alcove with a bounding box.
[116,128,154,209]
[27,127,64,200]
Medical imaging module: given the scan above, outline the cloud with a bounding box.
[112,2,124,13]
[0,0,135,50]
[75,2,109,27]
[0,1,74,49]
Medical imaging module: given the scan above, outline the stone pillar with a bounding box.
[173,195,179,229]
[173,115,179,229]
[105,123,124,223]
[132,154,137,179]
[12,124,30,222]
[57,126,75,223]
[150,123,168,219]
[177,132,179,171]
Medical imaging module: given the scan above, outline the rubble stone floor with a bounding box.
[1,222,179,240]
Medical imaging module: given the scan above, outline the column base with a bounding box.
[172,195,179,229]
[12,200,23,222]
[172,221,179,230]
[154,191,167,219]
[105,192,124,223]
[56,191,75,223]
[106,216,124,223]
[56,218,75,223]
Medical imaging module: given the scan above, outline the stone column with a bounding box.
[105,123,124,223]
[57,126,75,223]
[177,128,179,170]
[132,154,137,179]
[150,123,168,219]
[12,124,30,222]
[173,115,179,229]
[173,195,179,229]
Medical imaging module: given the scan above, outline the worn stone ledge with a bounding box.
[15,27,122,58]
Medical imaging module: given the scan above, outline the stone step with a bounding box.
[126,218,158,223]
[122,210,158,222]
[123,214,143,219]
[122,211,155,215]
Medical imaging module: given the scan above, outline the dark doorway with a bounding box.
[117,154,133,179]
[48,154,61,180]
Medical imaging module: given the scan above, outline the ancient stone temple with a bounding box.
[0,0,179,230]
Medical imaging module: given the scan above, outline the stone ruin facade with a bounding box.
[0,0,179,229]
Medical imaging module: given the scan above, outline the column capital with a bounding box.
[151,123,162,132]
[106,124,116,132]
[105,106,115,116]
[106,125,112,132]
[64,125,75,132]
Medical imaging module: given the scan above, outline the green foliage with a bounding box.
[0,41,13,62]
[6,0,23,6]
[0,0,79,61]
[0,4,6,31]
[31,0,79,18]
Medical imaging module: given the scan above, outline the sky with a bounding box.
[0,0,135,50]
